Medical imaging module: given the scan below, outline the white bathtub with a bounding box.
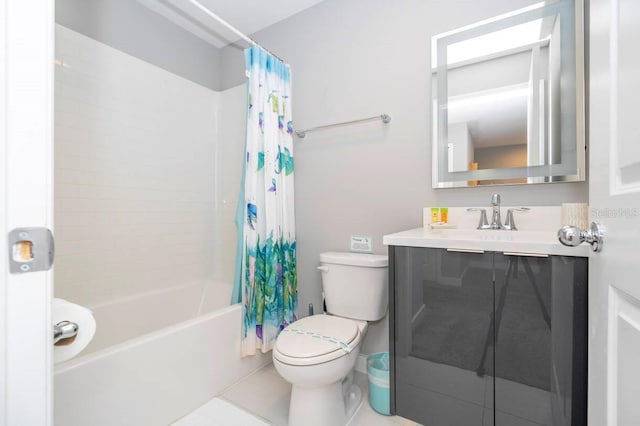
[54,282,270,425]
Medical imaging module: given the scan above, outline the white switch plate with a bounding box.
[350,235,372,253]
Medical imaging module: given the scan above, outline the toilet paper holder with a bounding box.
[53,320,79,344]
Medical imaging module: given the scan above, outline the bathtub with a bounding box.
[54,282,270,425]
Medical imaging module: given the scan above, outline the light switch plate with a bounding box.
[350,235,372,253]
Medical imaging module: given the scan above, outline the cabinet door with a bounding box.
[491,254,587,426]
[392,246,494,426]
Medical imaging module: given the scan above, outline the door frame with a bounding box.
[1,1,55,425]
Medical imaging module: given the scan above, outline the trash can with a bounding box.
[367,352,390,415]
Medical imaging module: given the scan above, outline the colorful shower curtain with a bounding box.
[233,46,297,357]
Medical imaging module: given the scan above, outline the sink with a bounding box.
[383,228,588,257]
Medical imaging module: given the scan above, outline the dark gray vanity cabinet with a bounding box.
[388,246,587,426]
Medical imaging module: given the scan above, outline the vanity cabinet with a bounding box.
[388,246,587,426]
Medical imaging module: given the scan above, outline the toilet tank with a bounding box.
[319,252,388,321]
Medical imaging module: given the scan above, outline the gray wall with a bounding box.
[56,0,222,90]
[219,0,589,355]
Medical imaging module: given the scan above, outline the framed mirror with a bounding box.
[432,0,585,188]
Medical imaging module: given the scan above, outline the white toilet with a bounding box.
[273,251,388,426]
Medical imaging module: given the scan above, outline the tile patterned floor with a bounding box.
[173,398,270,426]
[175,362,419,426]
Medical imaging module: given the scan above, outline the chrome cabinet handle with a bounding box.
[447,248,485,254]
[557,222,604,252]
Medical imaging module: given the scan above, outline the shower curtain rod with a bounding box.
[186,0,288,64]
[295,114,391,139]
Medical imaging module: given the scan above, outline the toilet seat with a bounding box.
[274,315,363,366]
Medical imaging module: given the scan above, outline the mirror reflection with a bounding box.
[432,0,585,187]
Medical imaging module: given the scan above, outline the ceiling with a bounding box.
[136,0,326,48]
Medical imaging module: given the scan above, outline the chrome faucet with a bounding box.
[490,194,502,229]
[467,194,530,230]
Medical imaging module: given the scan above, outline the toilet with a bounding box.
[273,251,388,426]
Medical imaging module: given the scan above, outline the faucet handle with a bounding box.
[467,208,489,229]
[503,207,530,230]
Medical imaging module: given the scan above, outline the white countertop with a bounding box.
[383,227,589,257]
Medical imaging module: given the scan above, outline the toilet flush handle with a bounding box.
[317,265,329,273]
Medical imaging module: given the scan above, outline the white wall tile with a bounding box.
[215,85,247,283]
[54,25,224,307]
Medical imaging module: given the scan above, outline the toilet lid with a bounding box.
[275,315,360,361]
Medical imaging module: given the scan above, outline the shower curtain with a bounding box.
[233,46,297,357]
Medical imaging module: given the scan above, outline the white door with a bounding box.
[588,0,640,425]
[0,0,55,425]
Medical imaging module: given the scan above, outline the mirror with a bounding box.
[432,0,585,188]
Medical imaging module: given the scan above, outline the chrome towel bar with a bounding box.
[295,114,391,138]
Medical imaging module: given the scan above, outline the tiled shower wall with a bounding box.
[54,25,234,307]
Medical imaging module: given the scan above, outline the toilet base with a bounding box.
[344,382,363,422]
[288,378,363,426]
